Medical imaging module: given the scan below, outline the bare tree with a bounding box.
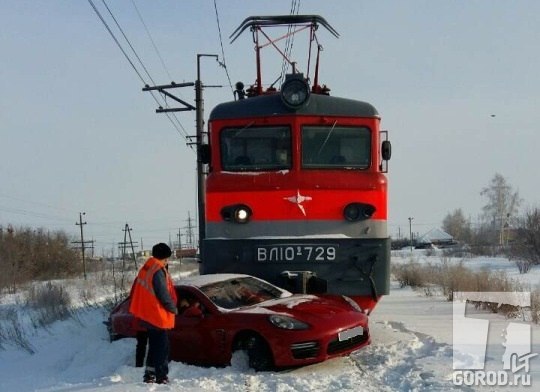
[442,208,472,243]
[0,225,81,292]
[510,207,540,273]
[480,173,521,246]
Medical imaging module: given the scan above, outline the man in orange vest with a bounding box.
[129,243,178,384]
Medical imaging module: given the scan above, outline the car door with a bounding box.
[168,290,228,365]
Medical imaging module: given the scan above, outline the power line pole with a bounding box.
[143,54,221,262]
[125,223,138,269]
[117,223,138,290]
[118,223,138,272]
[73,212,94,280]
[408,217,414,253]
[185,211,196,248]
[177,228,183,262]
[195,54,220,255]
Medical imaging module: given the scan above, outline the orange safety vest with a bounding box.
[129,257,177,329]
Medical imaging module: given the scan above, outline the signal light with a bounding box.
[343,203,376,221]
[221,204,252,224]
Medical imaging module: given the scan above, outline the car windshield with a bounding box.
[199,276,287,309]
[302,125,371,169]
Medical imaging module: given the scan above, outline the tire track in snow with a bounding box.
[349,320,475,391]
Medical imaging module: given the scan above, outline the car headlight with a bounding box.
[269,314,309,330]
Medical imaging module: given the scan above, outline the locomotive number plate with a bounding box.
[256,244,338,262]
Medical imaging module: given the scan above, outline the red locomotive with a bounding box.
[200,15,391,313]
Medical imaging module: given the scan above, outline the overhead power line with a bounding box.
[88,0,145,83]
[87,0,191,143]
[280,0,302,84]
[213,0,234,97]
[100,0,189,140]
[100,0,157,86]
[0,205,74,223]
[98,0,193,139]
[130,0,174,82]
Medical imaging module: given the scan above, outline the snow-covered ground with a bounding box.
[1,254,539,391]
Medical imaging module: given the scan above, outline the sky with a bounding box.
[2,0,540,254]
[0,254,539,391]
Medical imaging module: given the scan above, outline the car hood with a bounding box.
[234,294,363,322]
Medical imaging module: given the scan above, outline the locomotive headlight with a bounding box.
[344,203,376,221]
[235,207,250,223]
[221,204,252,224]
[281,74,310,108]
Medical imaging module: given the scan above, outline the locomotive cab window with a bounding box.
[221,126,291,171]
[301,125,371,169]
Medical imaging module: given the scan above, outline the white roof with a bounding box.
[418,228,453,243]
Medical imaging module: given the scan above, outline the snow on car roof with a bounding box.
[174,273,293,304]
[174,273,250,287]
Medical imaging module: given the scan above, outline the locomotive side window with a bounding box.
[301,125,371,169]
[221,126,291,171]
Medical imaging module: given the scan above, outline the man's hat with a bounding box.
[152,243,172,260]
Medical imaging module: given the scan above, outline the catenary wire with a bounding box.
[130,0,174,82]
[213,0,234,97]
[128,0,190,140]
[99,0,190,140]
[87,0,191,143]
[280,0,301,84]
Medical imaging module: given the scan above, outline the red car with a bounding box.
[106,274,370,371]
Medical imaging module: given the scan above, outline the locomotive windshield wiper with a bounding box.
[232,121,255,139]
[316,120,338,157]
[232,121,255,138]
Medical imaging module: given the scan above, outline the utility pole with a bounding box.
[118,223,138,270]
[118,223,138,289]
[177,228,183,262]
[143,54,221,262]
[408,217,414,252]
[125,223,138,269]
[195,54,220,256]
[185,211,196,248]
[73,212,94,280]
[77,212,87,279]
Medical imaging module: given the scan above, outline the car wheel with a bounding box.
[246,335,274,371]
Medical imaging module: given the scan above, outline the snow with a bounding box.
[179,273,252,288]
[1,254,539,391]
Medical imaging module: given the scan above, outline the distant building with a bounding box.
[175,247,197,258]
[416,228,456,248]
